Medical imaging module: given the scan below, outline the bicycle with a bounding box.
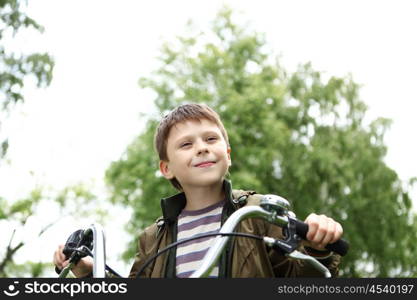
[58,194,349,278]
[57,223,117,278]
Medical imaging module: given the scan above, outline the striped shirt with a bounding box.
[176,200,225,278]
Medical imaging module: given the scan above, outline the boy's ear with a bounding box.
[227,147,232,167]
[159,160,174,179]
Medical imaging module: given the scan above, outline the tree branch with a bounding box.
[0,229,25,276]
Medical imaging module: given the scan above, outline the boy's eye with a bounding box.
[180,142,191,148]
[207,137,217,141]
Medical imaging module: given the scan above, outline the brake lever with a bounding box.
[265,216,302,255]
[263,217,332,278]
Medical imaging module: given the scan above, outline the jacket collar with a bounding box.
[160,179,234,223]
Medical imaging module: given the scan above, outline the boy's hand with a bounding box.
[53,244,93,277]
[303,213,343,252]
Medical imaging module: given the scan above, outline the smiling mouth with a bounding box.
[195,162,216,168]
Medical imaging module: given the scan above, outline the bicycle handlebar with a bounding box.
[58,223,107,278]
[292,218,349,256]
[190,197,349,278]
[59,195,349,279]
[85,223,106,278]
[190,205,272,277]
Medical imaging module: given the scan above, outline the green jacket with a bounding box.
[128,180,341,278]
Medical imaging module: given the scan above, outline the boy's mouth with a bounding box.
[194,161,216,168]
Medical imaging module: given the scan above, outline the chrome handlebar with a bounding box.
[190,205,289,278]
[85,223,106,278]
[58,223,106,278]
[190,194,333,278]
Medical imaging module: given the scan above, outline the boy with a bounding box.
[54,103,343,278]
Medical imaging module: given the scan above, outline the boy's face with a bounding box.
[160,119,231,190]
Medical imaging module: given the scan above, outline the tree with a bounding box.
[1,0,54,159]
[0,183,101,277]
[0,0,54,277]
[0,1,120,278]
[105,8,417,277]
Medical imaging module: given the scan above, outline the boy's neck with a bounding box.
[182,181,225,211]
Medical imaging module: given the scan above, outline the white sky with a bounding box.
[1,0,416,277]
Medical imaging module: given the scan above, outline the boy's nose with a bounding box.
[196,140,209,155]
[197,146,209,155]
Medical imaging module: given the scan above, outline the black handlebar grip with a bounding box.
[292,218,349,256]
[63,229,84,259]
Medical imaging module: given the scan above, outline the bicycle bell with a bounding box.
[260,194,291,216]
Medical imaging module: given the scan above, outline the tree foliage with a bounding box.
[0,0,55,277]
[0,184,99,277]
[106,8,417,276]
[1,0,54,159]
